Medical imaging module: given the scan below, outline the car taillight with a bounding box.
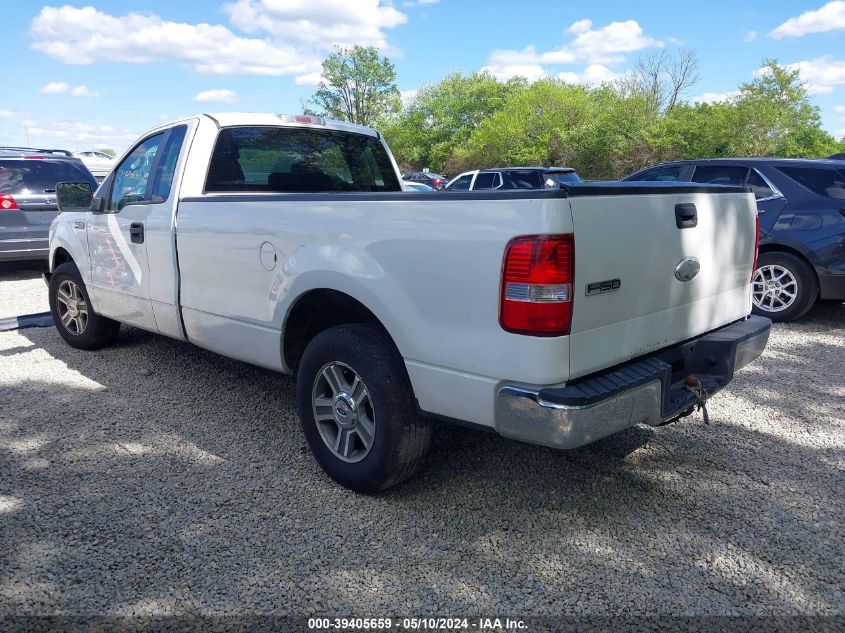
[751,212,760,282]
[0,194,18,210]
[500,234,574,336]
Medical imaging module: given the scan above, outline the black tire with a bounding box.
[296,323,430,492]
[48,261,120,350]
[751,251,818,322]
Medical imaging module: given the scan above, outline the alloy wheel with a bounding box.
[55,279,89,335]
[752,265,798,313]
[311,362,376,463]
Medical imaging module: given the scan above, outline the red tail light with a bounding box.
[751,212,760,282]
[432,179,443,186]
[500,234,574,336]
[0,194,18,210]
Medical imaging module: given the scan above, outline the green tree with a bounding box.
[307,46,400,126]
[381,71,526,172]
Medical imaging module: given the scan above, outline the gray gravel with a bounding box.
[0,291,842,619]
[0,263,49,319]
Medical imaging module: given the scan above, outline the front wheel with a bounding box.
[49,262,120,349]
[296,324,431,492]
[751,252,818,322]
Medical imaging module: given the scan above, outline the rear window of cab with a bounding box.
[205,126,401,193]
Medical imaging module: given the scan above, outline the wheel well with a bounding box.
[52,247,73,270]
[758,244,819,281]
[282,289,393,372]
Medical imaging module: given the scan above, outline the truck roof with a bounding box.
[201,112,380,138]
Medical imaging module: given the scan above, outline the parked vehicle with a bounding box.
[402,170,447,189]
[49,113,769,491]
[624,158,845,321]
[73,150,116,181]
[0,148,98,261]
[402,181,434,192]
[445,167,581,191]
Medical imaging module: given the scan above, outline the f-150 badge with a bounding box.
[586,278,621,295]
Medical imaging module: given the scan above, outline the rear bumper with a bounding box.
[495,316,771,450]
[819,271,845,301]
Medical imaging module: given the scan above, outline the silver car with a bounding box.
[0,148,98,261]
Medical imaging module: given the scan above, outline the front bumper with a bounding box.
[495,316,771,450]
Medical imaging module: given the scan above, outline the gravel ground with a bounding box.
[0,287,842,620]
[0,263,49,320]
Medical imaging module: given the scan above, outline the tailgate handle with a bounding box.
[675,203,698,229]
[129,222,144,244]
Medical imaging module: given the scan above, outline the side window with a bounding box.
[204,126,401,193]
[473,172,498,190]
[109,133,163,211]
[151,125,187,202]
[746,170,775,200]
[691,165,749,186]
[777,166,845,200]
[634,166,684,182]
[448,174,473,190]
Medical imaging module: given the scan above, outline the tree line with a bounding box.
[308,46,845,180]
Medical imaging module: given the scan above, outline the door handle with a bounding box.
[129,222,144,244]
[675,203,698,229]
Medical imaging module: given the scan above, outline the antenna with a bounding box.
[23,112,31,146]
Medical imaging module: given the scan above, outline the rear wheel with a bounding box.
[49,262,120,349]
[751,252,818,322]
[296,324,430,492]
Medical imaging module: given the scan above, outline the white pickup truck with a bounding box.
[48,113,770,491]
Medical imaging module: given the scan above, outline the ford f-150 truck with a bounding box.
[48,113,770,491]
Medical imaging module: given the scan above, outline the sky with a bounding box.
[3,0,845,154]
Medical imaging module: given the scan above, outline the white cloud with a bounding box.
[157,114,170,121]
[294,72,323,86]
[194,89,238,103]
[758,56,845,94]
[480,63,548,82]
[69,85,99,98]
[223,0,406,50]
[24,120,139,150]
[402,0,439,6]
[40,81,99,97]
[557,64,621,85]
[482,19,661,83]
[29,3,407,78]
[0,110,15,119]
[743,30,758,42]
[690,91,740,104]
[40,81,69,94]
[835,105,845,115]
[770,1,845,39]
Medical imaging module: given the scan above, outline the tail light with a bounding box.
[500,234,574,336]
[432,178,444,186]
[0,194,18,210]
[751,212,760,282]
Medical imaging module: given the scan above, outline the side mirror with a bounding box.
[56,182,94,213]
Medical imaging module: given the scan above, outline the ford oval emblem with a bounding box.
[674,257,700,282]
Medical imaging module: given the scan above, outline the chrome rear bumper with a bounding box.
[495,316,771,450]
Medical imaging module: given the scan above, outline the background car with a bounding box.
[73,150,116,182]
[0,148,98,261]
[402,171,447,189]
[403,181,435,192]
[624,158,845,321]
[444,166,581,191]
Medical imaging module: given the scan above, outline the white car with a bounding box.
[48,113,770,491]
[72,150,115,181]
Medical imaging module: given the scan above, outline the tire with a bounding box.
[751,252,818,322]
[296,323,431,492]
[48,261,120,350]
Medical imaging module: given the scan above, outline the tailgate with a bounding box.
[567,185,756,379]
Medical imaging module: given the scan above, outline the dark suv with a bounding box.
[624,158,845,321]
[0,148,98,261]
